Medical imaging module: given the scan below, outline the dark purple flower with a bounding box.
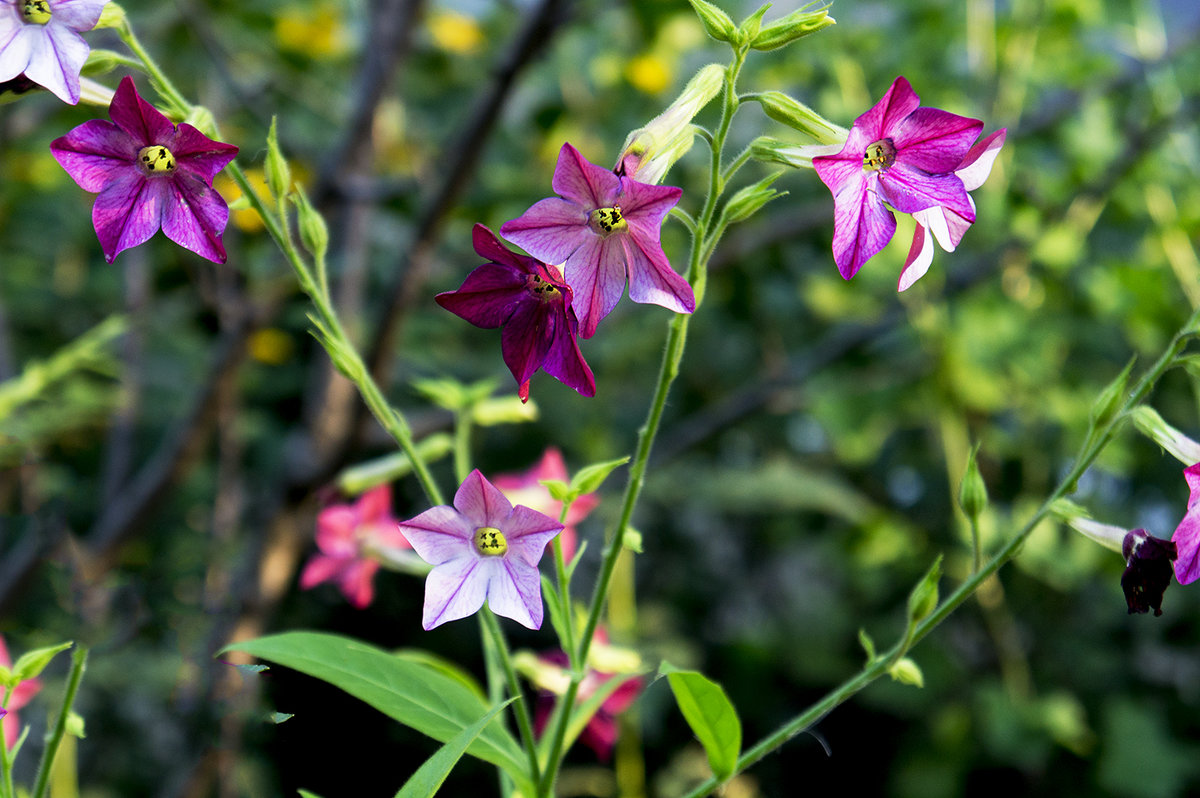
[437,224,595,402]
[813,76,999,285]
[50,76,239,263]
[1121,528,1177,616]
[0,0,106,105]
[500,142,693,338]
[1171,463,1200,585]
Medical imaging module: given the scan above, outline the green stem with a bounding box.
[537,46,750,798]
[680,307,1200,798]
[1,685,13,798]
[453,409,473,484]
[481,613,541,788]
[31,646,88,798]
[116,23,190,115]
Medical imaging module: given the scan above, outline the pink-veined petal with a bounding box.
[1173,464,1200,585]
[899,221,935,292]
[616,179,681,228]
[48,0,106,31]
[22,20,87,103]
[811,151,863,200]
[93,172,161,263]
[436,262,528,329]
[500,300,556,389]
[453,469,516,529]
[877,164,972,218]
[170,123,239,184]
[503,505,563,567]
[50,119,138,192]
[565,238,626,338]
[399,505,473,565]
[623,222,695,314]
[891,107,983,173]
[160,172,231,263]
[956,128,1007,191]
[552,142,619,209]
[830,175,896,280]
[539,310,596,398]
[0,23,34,83]
[484,557,542,629]
[854,76,921,142]
[109,76,174,146]
[423,556,486,629]
[500,196,591,265]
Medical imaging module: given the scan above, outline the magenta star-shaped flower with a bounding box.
[50,76,239,263]
[299,484,411,609]
[437,224,595,402]
[1171,463,1200,586]
[813,76,998,285]
[500,142,693,338]
[0,0,106,104]
[0,635,42,750]
[398,469,563,630]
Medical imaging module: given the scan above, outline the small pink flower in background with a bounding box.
[398,469,562,630]
[492,448,599,562]
[1171,463,1200,586]
[0,636,42,750]
[527,630,644,761]
[50,76,239,263]
[813,76,1004,288]
[436,224,595,403]
[300,483,411,609]
[501,142,693,338]
[0,0,107,104]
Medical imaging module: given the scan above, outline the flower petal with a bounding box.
[855,76,921,142]
[50,119,138,192]
[503,505,564,567]
[899,222,935,292]
[552,142,619,209]
[876,165,972,218]
[109,76,174,146]
[956,128,1007,191]
[500,300,556,389]
[453,469,516,528]
[436,262,527,329]
[399,506,473,565]
[161,173,231,263]
[337,559,379,609]
[423,556,487,629]
[299,554,347,590]
[314,505,360,556]
[891,107,983,173]
[484,557,542,629]
[21,20,87,104]
[357,484,392,524]
[1172,464,1200,585]
[500,196,591,264]
[0,23,34,84]
[623,221,695,314]
[93,172,162,263]
[540,311,596,398]
[170,123,239,184]
[48,0,107,31]
[616,179,681,229]
[829,173,896,280]
[565,238,626,338]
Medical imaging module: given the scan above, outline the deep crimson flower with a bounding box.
[398,470,563,630]
[492,447,599,562]
[0,0,106,104]
[50,76,239,263]
[437,224,595,402]
[1171,463,1200,585]
[501,142,692,338]
[300,484,411,608]
[813,76,1003,286]
[1122,528,1177,616]
[0,635,41,750]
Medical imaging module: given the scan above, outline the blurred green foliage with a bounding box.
[2,0,1199,795]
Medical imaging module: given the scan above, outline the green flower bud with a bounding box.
[750,2,836,50]
[1130,405,1200,465]
[887,657,924,688]
[906,555,943,626]
[291,185,329,263]
[751,90,848,145]
[1089,356,1135,430]
[94,2,127,31]
[617,64,724,185]
[685,0,737,43]
[958,445,988,520]
[722,172,784,224]
[265,117,292,200]
[738,3,770,41]
[82,49,124,77]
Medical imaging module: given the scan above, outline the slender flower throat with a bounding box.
[474,526,508,556]
[21,0,51,24]
[588,206,627,237]
[138,145,177,175]
[863,139,896,172]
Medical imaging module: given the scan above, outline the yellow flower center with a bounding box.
[21,0,51,24]
[138,145,177,175]
[588,206,628,237]
[474,526,508,556]
[526,273,561,301]
[863,139,896,172]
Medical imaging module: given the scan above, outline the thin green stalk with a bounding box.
[538,46,751,798]
[481,613,541,788]
[680,307,1200,798]
[552,502,578,671]
[453,410,472,484]
[31,646,88,798]
[1,685,13,798]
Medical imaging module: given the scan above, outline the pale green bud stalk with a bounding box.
[750,2,836,50]
[82,49,124,77]
[94,2,127,31]
[615,63,725,185]
[752,91,848,144]
[1130,406,1200,465]
[78,77,115,107]
[747,137,843,171]
[1059,511,1126,555]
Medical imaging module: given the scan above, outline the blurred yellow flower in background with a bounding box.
[428,10,483,54]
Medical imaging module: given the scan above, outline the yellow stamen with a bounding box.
[863,139,896,172]
[588,206,628,237]
[474,526,508,556]
[137,145,177,175]
[21,0,51,24]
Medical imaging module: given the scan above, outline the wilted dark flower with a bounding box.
[1121,528,1177,616]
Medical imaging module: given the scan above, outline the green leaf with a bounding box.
[540,479,571,503]
[270,712,295,724]
[394,699,515,798]
[660,662,741,781]
[223,632,533,794]
[569,456,630,496]
[393,649,487,703]
[12,641,73,682]
[858,629,877,664]
[298,790,325,798]
[541,574,572,650]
